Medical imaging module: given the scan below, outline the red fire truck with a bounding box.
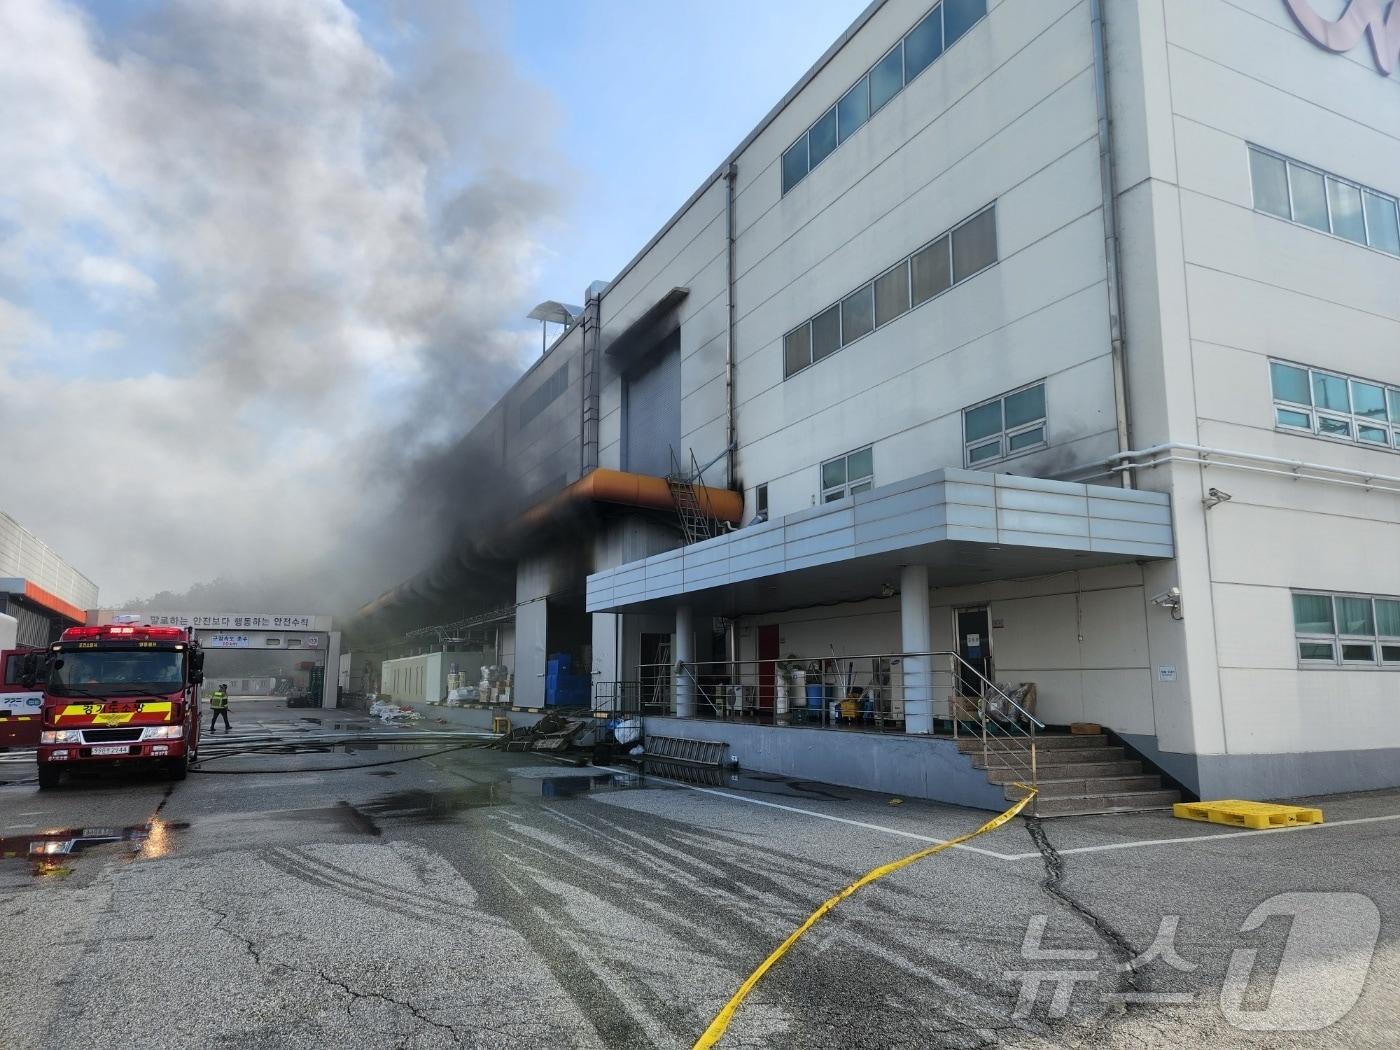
[1,647,44,749]
[34,624,205,789]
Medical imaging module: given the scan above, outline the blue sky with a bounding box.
[498,0,865,311]
[0,0,864,601]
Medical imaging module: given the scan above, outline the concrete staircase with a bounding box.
[958,732,1180,816]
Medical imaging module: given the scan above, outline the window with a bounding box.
[783,205,997,378]
[781,0,986,194]
[1248,146,1400,256]
[911,234,952,305]
[963,381,1047,466]
[904,7,943,80]
[808,107,838,168]
[943,0,986,45]
[870,43,903,114]
[837,76,869,144]
[784,322,812,375]
[840,283,874,344]
[1269,358,1400,452]
[755,484,769,519]
[518,362,570,428]
[1293,591,1400,667]
[782,138,809,194]
[821,446,874,502]
[873,261,910,327]
[811,303,841,362]
[951,207,997,282]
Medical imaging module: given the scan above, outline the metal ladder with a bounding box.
[648,639,672,712]
[666,448,716,544]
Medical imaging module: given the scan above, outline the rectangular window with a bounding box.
[783,323,812,376]
[911,234,952,306]
[811,303,841,363]
[1270,358,1400,454]
[951,207,997,283]
[808,107,838,169]
[784,205,996,378]
[755,484,769,519]
[943,0,986,45]
[1249,148,1290,219]
[782,138,809,195]
[963,381,1047,467]
[1326,177,1366,244]
[1270,361,1310,405]
[780,0,983,195]
[904,6,944,81]
[1249,146,1400,255]
[870,43,903,114]
[873,262,911,327]
[1364,191,1400,254]
[1289,164,1328,231]
[1293,591,1400,667]
[821,446,875,502]
[837,76,869,144]
[1313,372,1349,413]
[840,283,874,345]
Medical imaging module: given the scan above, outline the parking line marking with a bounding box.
[552,757,1400,863]
[993,811,1400,860]
[577,761,1021,860]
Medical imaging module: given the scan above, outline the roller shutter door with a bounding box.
[624,342,681,477]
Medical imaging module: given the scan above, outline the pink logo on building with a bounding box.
[1285,0,1400,75]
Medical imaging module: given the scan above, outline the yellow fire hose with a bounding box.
[693,788,1038,1049]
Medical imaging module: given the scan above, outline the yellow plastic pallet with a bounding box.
[1173,799,1323,830]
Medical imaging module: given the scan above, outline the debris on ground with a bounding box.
[369,700,422,724]
[497,712,592,753]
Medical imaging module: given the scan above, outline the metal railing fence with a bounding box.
[592,650,1044,804]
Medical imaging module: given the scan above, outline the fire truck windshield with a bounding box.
[48,651,185,697]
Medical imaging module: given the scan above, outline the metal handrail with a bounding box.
[942,650,1040,807]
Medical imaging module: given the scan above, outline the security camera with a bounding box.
[1203,488,1233,509]
[1150,586,1183,619]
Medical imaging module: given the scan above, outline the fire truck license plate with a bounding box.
[91,745,130,756]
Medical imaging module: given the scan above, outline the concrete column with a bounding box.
[900,564,932,734]
[321,631,341,709]
[675,604,694,717]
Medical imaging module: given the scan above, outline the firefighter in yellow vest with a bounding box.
[209,684,231,732]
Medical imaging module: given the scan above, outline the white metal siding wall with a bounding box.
[0,512,99,609]
[1106,0,1400,766]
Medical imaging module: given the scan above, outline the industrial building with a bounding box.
[0,511,97,646]
[352,0,1400,806]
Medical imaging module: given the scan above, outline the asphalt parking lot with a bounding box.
[1,698,1395,1048]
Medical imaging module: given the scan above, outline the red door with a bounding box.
[757,625,779,716]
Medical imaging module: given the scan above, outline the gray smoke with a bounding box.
[0,0,570,609]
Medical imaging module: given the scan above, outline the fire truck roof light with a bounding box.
[60,625,186,642]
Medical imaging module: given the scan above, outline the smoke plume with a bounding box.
[0,0,569,612]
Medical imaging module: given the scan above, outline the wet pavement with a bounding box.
[1,696,1397,1048]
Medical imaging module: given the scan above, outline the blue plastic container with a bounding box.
[805,683,825,710]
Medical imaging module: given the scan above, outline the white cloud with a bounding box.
[0,0,568,603]
[77,256,158,297]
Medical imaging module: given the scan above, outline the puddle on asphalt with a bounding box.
[296,718,366,731]
[0,817,188,878]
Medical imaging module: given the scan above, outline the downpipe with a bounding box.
[723,161,739,489]
[1091,0,1134,487]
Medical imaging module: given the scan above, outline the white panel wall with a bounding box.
[737,564,1157,735]
[729,0,1112,515]
[1110,0,1400,760]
